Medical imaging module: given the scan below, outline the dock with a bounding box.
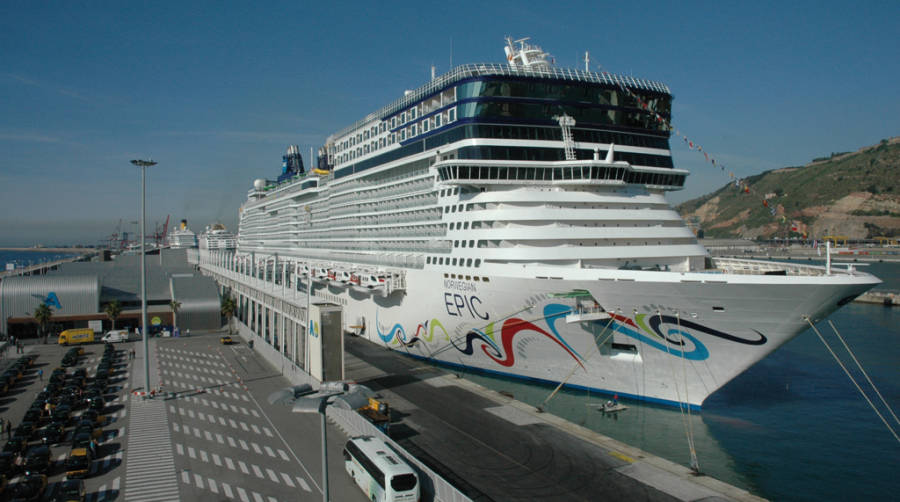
[342,335,764,502]
[0,251,95,279]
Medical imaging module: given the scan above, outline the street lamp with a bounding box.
[131,158,157,396]
[268,382,375,502]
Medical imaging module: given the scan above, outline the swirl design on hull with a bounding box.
[375,303,766,368]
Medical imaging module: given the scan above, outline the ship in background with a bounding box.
[168,219,198,249]
[199,223,237,251]
[227,38,880,408]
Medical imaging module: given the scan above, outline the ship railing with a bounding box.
[331,63,670,141]
[710,257,858,277]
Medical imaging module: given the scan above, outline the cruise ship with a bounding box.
[168,219,198,249]
[199,223,237,251]
[221,38,880,408]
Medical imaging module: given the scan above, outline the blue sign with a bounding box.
[44,292,61,309]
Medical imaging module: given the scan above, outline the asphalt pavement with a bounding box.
[0,333,367,502]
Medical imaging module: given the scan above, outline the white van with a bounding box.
[101,330,128,343]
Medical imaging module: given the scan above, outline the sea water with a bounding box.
[459,261,900,501]
[0,250,81,270]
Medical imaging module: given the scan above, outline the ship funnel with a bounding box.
[180,219,187,230]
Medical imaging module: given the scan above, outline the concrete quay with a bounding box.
[340,335,765,502]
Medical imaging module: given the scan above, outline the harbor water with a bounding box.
[456,260,900,501]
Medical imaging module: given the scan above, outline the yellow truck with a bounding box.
[58,328,94,346]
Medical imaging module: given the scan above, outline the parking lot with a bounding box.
[0,333,367,501]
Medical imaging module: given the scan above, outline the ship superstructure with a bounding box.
[199,223,237,251]
[168,219,198,249]
[208,38,880,408]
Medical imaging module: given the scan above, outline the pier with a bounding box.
[0,248,96,279]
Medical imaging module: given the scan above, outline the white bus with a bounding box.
[343,436,419,502]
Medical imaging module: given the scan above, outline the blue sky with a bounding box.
[1,1,897,246]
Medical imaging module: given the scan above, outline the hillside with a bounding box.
[677,137,900,239]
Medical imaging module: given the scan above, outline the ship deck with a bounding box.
[343,335,764,502]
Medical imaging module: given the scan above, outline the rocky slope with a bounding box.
[677,137,900,239]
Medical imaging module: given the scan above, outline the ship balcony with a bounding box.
[434,158,687,190]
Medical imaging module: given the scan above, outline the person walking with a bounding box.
[38,368,43,382]
[4,419,10,439]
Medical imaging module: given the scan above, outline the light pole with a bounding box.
[131,159,156,396]
[268,382,375,502]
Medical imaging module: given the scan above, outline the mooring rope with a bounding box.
[677,312,700,472]
[827,320,900,426]
[537,313,616,412]
[803,316,899,443]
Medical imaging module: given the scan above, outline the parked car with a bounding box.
[54,478,86,502]
[64,448,92,479]
[23,445,50,475]
[9,473,46,501]
[40,423,65,446]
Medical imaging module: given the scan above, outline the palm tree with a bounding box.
[221,296,236,335]
[104,300,123,330]
[32,302,53,343]
[169,300,182,329]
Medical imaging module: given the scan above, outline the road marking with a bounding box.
[194,473,203,488]
[216,433,224,444]
[219,417,226,426]
[278,449,290,461]
[252,464,264,478]
[266,468,279,483]
[172,423,180,433]
[204,431,212,441]
[262,426,273,437]
[200,450,208,462]
[208,478,218,494]
[124,399,180,501]
[280,472,295,487]
[238,460,249,474]
[251,424,260,434]
[227,436,237,448]
[297,477,310,491]
[239,439,249,450]
[212,453,222,466]
[188,447,196,459]
[237,486,250,502]
[264,446,275,457]
[181,471,190,483]
[175,443,183,455]
[225,457,235,470]
[222,482,233,498]
[251,442,262,454]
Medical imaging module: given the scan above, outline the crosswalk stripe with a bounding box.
[280,472,295,487]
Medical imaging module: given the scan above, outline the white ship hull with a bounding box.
[300,266,874,407]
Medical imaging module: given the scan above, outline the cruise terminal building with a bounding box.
[0,249,222,339]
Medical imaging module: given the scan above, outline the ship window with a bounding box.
[469,240,474,247]
[454,241,459,247]
[466,259,472,267]
[364,130,369,140]
[401,112,407,123]
[411,124,417,136]
[435,114,442,127]
[475,259,481,267]
[391,117,396,128]
[483,276,489,282]
[474,276,480,281]
[448,107,456,122]
[422,120,429,133]
[452,258,458,265]
[443,273,448,278]
[713,306,725,312]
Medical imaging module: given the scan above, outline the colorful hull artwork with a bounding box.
[377,304,768,371]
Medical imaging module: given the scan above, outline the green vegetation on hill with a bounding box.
[678,138,900,239]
